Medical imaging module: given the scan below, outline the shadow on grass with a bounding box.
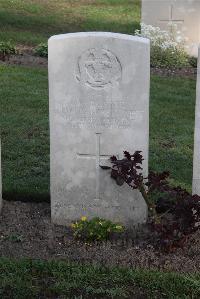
[0,11,82,34]
[3,191,50,203]
[0,11,140,45]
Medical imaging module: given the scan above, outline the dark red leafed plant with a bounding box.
[101,151,200,252]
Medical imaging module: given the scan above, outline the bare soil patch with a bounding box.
[151,66,197,79]
[0,200,200,273]
[0,54,47,69]
[0,49,197,79]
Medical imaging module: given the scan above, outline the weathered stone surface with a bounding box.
[49,32,150,227]
[193,47,200,195]
[142,0,200,57]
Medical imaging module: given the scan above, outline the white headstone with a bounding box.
[193,47,200,194]
[142,0,200,57]
[49,32,150,227]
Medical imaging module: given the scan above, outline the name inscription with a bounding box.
[55,101,144,129]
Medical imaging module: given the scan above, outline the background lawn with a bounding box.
[0,65,196,201]
[0,0,140,46]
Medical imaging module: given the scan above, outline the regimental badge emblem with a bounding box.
[77,48,122,88]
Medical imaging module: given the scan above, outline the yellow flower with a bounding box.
[81,216,87,221]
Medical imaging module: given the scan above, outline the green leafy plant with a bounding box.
[135,23,189,68]
[5,233,23,243]
[0,41,16,61]
[71,216,124,242]
[34,42,48,57]
[189,56,198,68]
[150,45,189,68]
[102,151,200,252]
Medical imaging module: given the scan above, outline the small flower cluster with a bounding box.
[34,42,48,58]
[71,216,124,242]
[0,41,16,61]
[135,23,189,68]
[135,23,186,49]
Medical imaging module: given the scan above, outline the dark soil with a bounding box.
[0,46,47,68]
[0,200,200,273]
[7,53,47,68]
[0,53,48,68]
[151,66,197,79]
[0,47,197,78]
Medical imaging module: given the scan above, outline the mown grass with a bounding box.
[0,258,200,298]
[0,0,141,45]
[0,65,49,201]
[150,76,196,190]
[0,64,196,201]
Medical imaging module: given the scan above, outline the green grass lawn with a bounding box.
[0,258,200,298]
[150,76,196,190]
[0,0,140,46]
[0,65,49,202]
[0,64,196,201]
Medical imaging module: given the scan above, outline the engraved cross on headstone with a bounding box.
[159,4,184,32]
[77,133,115,200]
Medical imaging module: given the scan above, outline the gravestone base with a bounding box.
[192,179,200,195]
[51,174,147,228]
